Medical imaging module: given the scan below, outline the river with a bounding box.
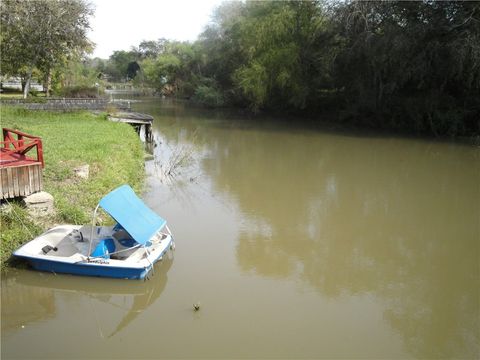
[2,98,479,359]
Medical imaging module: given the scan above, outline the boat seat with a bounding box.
[113,230,136,248]
[50,239,79,257]
[91,237,116,259]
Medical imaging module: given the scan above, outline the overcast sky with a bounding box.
[88,0,224,59]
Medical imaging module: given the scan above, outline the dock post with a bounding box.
[145,124,152,142]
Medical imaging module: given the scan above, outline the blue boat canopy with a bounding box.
[99,185,167,246]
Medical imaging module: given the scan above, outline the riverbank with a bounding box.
[0,106,145,270]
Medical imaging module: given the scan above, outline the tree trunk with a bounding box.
[23,66,34,99]
[44,69,52,97]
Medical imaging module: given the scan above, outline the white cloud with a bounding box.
[88,0,223,58]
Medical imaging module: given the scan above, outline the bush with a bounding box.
[193,84,224,108]
[23,96,47,103]
[56,85,102,98]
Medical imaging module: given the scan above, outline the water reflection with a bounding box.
[1,257,173,338]
[1,274,56,332]
[138,108,478,357]
[199,126,479,358]
[128,99,479,358]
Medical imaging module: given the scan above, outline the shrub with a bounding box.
[193,84,224,108]
[56,85,102,98]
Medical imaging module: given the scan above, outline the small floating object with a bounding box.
[193,303,201,311]
[13,185,175,280]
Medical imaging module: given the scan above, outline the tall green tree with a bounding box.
[234,1,333,111]
[136,39,167,59]
[140,40,203,97]
[333,1,480,134]
[0,0,93,97]
[106,50,138,81]
[198,1,247,103]
[199,1,335,111]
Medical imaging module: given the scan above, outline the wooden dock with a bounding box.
[0,128,44,199]
[107,112,154,141]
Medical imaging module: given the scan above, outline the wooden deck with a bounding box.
[108,112,154,141]
[0,128,44,199]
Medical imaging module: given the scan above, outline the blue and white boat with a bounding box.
[14,185,174,280]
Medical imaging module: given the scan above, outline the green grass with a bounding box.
[0,202,43,270]
[0,88,47,99]
[0,92,23,99]
[0,106,145,270]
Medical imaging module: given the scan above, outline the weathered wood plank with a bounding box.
[18,166,23,196]
[28,165,34,192]
[18,166,24,196]
[23,166,29,196]
[32,165,39,192]
[0,169,6,198]
[35,165,42,192]
[3,168,9,198]
[38,165,43,190]
[31,165,36,192]
[36,165,42,192]
[21,166,28,196]
[7,167,13,198]
[13,167,19,196]
[0,163,44,199]
[108,112,154,122]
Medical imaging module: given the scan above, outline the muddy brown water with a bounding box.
[2,99,479,359]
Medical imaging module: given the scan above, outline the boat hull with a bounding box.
[17,255,160,280]
[13,224,174,280]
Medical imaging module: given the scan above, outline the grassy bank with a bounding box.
[0,106,145,270]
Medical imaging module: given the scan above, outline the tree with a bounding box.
[105,50,138,81]
[333,1,480,134]
[137,39,167,59]
[198,1,248,104]
[199,1,334,111]
[126,61,141,80]
[140,40,203,97]
[0,0,93,98]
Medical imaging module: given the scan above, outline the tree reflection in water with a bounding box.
[1,257,173,338]
[200,124,479,359]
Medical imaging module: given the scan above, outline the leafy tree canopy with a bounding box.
[0,0,93,97]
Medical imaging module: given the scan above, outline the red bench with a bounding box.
[0,128,44,168]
